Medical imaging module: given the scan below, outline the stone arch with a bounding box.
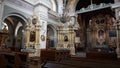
[2,13,27,25]
[2,13,27,48]
[49,0,58,12]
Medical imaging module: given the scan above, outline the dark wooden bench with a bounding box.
[0,54,8,67]
[42,61,90,68]
[86,52,117,60]
[0,51,29,68]
[41,50,120,68]
[40,49,70,63]
[42,57,120,68]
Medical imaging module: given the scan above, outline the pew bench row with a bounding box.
[0,51,29,68]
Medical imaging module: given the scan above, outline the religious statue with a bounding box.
[97,30,105,45]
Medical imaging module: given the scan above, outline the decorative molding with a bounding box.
[34,0,52,9]
[48,10,59,17]
[76,3,111,14]
[3,0,33,15]
[111,2,120,9]
[5,0,33,11]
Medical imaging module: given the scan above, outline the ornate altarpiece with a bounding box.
[22,15,41,57]
[57,23,76,55]
[88,14,117,49]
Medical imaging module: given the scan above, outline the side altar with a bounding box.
[57,15,80,55]
[21,15,41,57]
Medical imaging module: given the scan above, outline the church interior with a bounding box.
[0,0,120,68]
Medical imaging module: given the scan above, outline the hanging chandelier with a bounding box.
[60,0,70,23]
[60,13,71,23]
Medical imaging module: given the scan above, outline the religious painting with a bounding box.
[30,31,36,42]
[41,35,45,41]
[64,35,68,42]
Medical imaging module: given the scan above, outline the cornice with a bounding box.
[111,2,120,9]
[34,0,51,10]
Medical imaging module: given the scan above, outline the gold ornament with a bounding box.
[41,35,45,41]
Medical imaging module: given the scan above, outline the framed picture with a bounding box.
[64,35,68,42]
[41,35,45,41]
[30,31,36,42]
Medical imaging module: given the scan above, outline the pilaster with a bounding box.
[115,7,120,58]
[34,3,48,49]
[0,0,4,30]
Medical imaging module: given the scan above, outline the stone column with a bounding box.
[34,23,41,56]
[34,3,49,49]
[115,8,120,58]
[35,24,40,45]
[34,2,49,57]
[57,26,61,49]
[116,22,120,58]
[0,0,4,30]
[71,32,75,55]
[24,25,30,48]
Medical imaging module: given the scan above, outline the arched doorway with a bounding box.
[47,25,57,48]
[2,14,27,50]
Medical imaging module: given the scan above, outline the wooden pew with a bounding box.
[0,54,8,68]
[42,57,120,68]
[15,52,29,68]
[86,52,117,60]
[62,57,120,68]
[42,61,86,68]
[40,49,70,63]
[0,51,29,68]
